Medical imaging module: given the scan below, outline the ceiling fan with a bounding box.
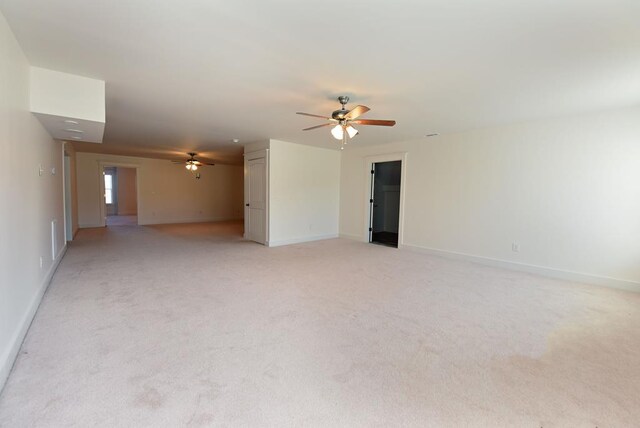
[171,152,215,171]
[297,96,396,149]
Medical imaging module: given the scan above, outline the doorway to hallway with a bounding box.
[102,166,138,226]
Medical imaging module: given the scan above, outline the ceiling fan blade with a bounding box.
[171,160,186,164]
[296,112,330,119]
[351,119,396,127]
[303,123,332,131]
[344,105,370,120]
[190,156,217,165]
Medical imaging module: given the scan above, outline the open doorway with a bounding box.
[103,166,138,226]
[369,160,402,247]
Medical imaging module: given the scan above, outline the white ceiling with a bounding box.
[1,0,639,164]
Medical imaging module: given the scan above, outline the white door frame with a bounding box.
[61,145,72,241]
[244,149,269,244]
[63,153,73,241]
[362,152,408,246]
[98,161,140,227]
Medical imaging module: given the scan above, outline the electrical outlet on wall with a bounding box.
[512,242,520,253]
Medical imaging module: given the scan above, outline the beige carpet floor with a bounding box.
[1,221,639,427]
[106,215,138,226]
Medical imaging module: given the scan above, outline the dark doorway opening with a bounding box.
[369,160,401,247]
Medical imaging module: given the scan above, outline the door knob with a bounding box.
[245,203,250,206]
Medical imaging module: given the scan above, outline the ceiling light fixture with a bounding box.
[174,153,214,171]
[331,124,344,140]
[297,96,396,150]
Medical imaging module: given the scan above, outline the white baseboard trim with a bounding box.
[0,244,67,393]
[80,217,244,228]
[79,222,103,228]
[138,217,243,226]
[400,244,640,292]
[339,233,363,241]
[268,234,339,247]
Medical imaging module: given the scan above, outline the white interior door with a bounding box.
[247,157,267,245]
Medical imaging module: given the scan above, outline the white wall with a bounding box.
[0,11,66,391]
[340,106,640,289]
[116,167,137,215]
[268,139,341,246]
[76,152,244,227]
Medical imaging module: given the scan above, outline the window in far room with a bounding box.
[104,173,113,204]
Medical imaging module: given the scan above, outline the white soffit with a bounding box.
[30,67,105,143]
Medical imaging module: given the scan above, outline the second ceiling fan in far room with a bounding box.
[296,96,396,149]
[171,152,215,171]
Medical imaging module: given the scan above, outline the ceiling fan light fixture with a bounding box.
[331,124,344,140]
[186,162,198,171]
[297,96,396,146]
[173,153,214,170]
